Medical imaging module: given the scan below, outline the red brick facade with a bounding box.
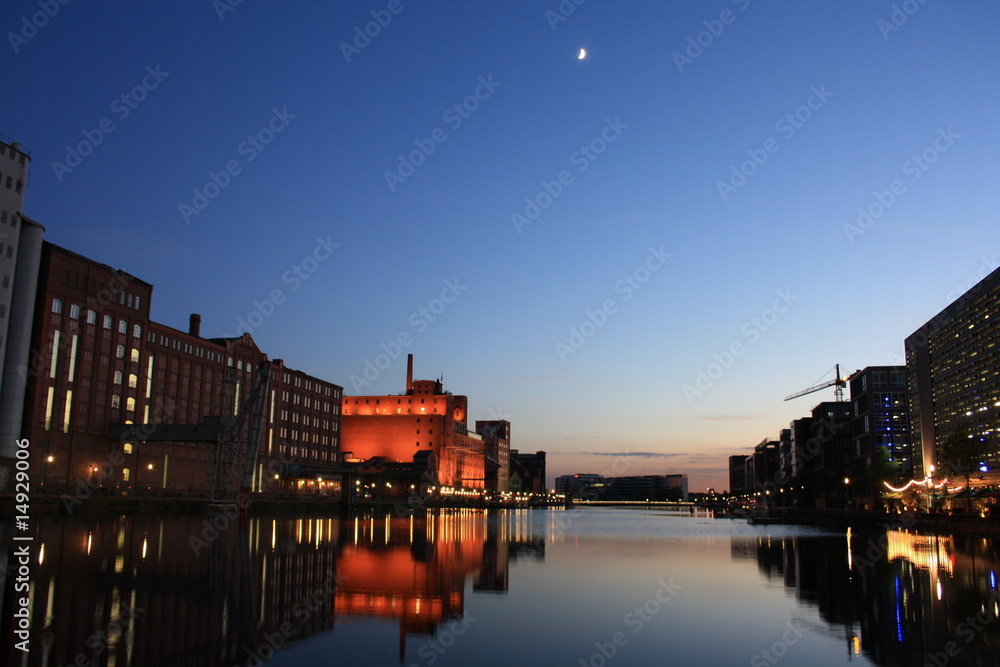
[341,379,486,489]
[23,243,342,497]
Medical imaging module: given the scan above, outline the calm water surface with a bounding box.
[4,507,1000,666]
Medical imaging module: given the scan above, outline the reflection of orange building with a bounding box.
[341,357,486,489]
[335,514,486,636]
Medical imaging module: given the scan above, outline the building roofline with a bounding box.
[44,240,153,289]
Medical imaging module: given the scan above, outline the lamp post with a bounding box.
[844,477,852,508]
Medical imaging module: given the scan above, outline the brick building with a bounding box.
[340,357,487,490]
[23,242,343,497]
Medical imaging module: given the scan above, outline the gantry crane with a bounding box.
[784,363,846,403]
[212,362,271,507]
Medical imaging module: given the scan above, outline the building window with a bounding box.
[126,397,135,412]
[132,324,141,338]
[68,303,80,319]
[134,296,140,310]
[124,443,133,454]
[52,298,63,314]
[86,310,97,325]
[128,374,138,389]
[122,468,130,482]
[103,315,113,329]
[119,320,127,334]
[1,275,8,289]
[111,394,120,409]
[114,371,123,385]
[116,345,125,359]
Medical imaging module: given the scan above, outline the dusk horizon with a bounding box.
[5,0,998,494]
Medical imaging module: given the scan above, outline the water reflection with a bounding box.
[6,510,1000,666]
[0,509,544,666]
[733,528,1000,666]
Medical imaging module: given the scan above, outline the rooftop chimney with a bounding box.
[406,354,413,393]
[189,313,201,337]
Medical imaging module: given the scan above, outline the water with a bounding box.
[4,507,1000,666]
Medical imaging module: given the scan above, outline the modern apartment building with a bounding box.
[906,265,1000,483]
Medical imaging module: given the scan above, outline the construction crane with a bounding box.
[211,362,271,507]
[784,364,846,403]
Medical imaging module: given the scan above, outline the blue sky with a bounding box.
[4,1,999,491]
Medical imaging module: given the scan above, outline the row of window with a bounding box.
[0,210,18,228]
[52,299,143,337]
[0,174,23,193]
[1,144,27,163]
[281,372,338,397]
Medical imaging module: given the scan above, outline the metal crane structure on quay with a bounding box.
[783,363,847,403]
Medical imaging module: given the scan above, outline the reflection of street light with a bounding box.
[927,465,936,510]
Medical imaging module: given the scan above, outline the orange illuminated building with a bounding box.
[341,356,486,490]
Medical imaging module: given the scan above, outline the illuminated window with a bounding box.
[126,397,135,412]
[131,348,139,363]
[86,310,97,325]
[52,298,63,314]
[69,304,80,319]
[123,468,130,482]
[128,374,137,389]
[124,443,133,454]
[43,387,55,430]
[111,394,120,409]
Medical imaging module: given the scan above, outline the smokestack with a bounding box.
[189,313,201,337]
[406,354,413,393]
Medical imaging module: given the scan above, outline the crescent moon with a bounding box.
[578,48,586,60]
